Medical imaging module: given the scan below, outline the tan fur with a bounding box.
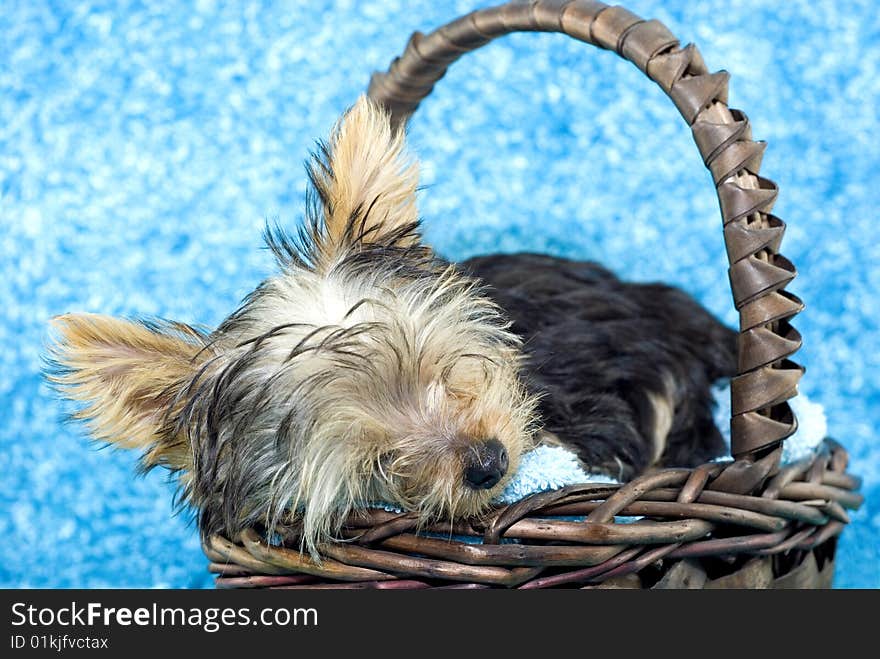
[310,95,420,263]
[645,392,671,465]
[48,313,207,472]
[646,379,676,465]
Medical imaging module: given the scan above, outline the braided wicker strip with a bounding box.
[209,441,863,588]
[368,0,802,463]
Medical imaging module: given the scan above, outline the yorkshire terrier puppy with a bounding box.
[49,96,735,554]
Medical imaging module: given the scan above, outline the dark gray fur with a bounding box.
[463,252,737,480]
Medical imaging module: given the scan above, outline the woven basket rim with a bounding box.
[207,439,863,588]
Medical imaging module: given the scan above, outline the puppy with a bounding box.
[49,96,735,554]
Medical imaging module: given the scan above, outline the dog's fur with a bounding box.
[463,253,735,480]
[49,96,735,554]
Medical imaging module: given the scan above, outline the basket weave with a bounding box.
[205,0,864,589]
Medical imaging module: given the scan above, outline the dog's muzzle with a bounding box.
[463,439,508,490]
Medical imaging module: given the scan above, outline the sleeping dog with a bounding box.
[50,96,735,554]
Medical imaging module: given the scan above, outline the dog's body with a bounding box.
[50,97,735,554]
[464,253,735,480]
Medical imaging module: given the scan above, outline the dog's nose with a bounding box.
[463,439,508,490]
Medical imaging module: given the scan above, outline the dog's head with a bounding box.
[49,96,539,553]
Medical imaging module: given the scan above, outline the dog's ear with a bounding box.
[47,313,209,474]
[308,94,420,260]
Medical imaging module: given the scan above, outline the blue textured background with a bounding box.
[1,0,877,588]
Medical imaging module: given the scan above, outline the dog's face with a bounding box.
[50,97,538,553]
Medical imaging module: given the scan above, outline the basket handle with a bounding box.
[367,0,805,463]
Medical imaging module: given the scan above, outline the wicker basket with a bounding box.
[204,0,864,589]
